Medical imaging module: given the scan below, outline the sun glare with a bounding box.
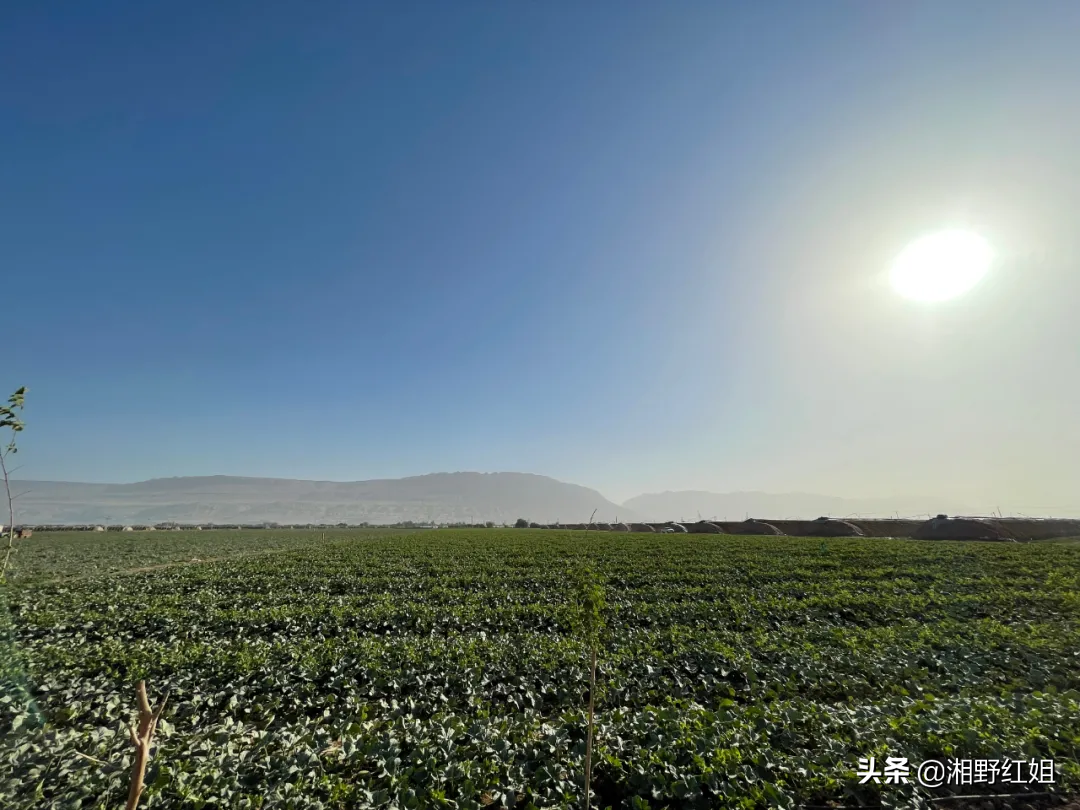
[889,230,993,302]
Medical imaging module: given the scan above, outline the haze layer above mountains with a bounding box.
[7,473,996,525]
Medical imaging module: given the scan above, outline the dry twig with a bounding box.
[72,750,110,767]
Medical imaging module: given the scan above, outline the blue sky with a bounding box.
[4,2,1079,509]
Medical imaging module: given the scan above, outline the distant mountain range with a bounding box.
[7,473,641,525]
[5,473,1043,526]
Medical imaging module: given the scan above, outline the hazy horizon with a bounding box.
[7,469,961,505]
[5,2,1078,511]
[7,471,1074,519]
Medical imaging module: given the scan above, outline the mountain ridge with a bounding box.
[9,473,1065,525]
[8,472,642,525]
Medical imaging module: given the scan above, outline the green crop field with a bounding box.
[1,529,1078,809]
[0,527,409,584]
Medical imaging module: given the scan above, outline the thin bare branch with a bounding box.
[1,450,16,582]
[73,750,111,767]
[584,644,597,810]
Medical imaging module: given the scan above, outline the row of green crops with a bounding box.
[1,528,407,584]
[2,530,1078,809]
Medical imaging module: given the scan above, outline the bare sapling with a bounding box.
[572,562,605,810]
[0,387,26,583]
[126,680,170,810]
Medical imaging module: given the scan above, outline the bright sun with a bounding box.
[889,229,993,302]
